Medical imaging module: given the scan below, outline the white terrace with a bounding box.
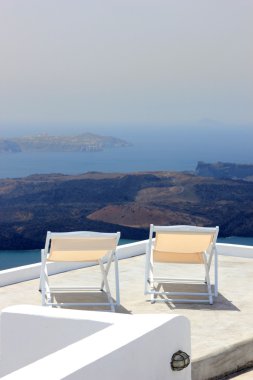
[0,241,253,380]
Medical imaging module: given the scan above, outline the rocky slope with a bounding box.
[1,171,253,249]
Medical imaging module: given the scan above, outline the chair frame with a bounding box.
[144,225,219,305]
[40,231,121,312]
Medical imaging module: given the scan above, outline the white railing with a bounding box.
[0,241,252,288]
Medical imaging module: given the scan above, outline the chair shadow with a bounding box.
[150,283,240,311]
[53,292,131,314]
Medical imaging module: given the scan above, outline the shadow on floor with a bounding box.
[147,283,240,311]
[52,292,131,313]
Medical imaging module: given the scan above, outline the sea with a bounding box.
[1,126,253,270]
[1,126,253,178]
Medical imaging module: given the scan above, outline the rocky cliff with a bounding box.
[196,161,253,180]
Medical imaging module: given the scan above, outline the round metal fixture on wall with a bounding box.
[171,350,190,371]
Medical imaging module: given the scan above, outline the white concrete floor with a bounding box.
[0,254,253,380]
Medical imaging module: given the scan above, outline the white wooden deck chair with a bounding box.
[40,231,121,312]
[145,225,219,304]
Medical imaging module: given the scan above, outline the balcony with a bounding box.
[0,241,252,379]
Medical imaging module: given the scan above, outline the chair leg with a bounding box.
[214,247,218,297]
[41,286,46,306]
[99,260,115,312]
[100,255,119,308]
[101,254,120,307]
[114,254,120,306]
[100,255,113,290]
[44,267,52,306]
[144,243,151,294]
[41,253,50,306]
[149,261,155,303]
[204,255,213,305]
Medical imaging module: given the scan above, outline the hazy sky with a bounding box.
[0,0,252,136]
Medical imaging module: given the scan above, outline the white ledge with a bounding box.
[0,241,252,288]
[0,305,191,380]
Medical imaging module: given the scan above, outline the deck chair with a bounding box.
[145,225,219,304]
[40,231,121,312]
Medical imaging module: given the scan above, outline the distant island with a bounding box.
[1,169,253,249]
[196,161,253,181]
[0,133,130,153]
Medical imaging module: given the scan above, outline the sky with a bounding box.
[0,0,252,137]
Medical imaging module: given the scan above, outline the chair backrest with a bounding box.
[45,231,120,262]
[150,225,218,264]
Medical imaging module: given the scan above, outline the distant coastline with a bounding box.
[0,133,130,153]
[196,161,253,181]
[1,126,253,179]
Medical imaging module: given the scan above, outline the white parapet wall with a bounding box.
[0,240,147,287]
[0,241,252,288]
[0,305,191,380]
[216,243,253,258]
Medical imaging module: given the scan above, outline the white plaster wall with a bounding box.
[216,243,253,258]
[0,305,125,377]
[65,315,191,380]
[0,306,191,380]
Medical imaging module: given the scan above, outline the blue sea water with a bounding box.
[1,126,253,178]
[0,144,195,178]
